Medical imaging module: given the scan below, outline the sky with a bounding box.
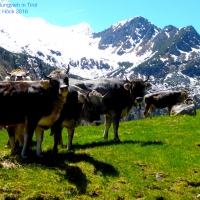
[2,0,200,34]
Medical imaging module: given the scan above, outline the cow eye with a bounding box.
[51,80,57,85]
[64,77,69,85]
[88,103,93,111]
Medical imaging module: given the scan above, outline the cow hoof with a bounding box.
[114,138,120,142]
[53,148,58,154]
[67,149,74,153]
[103,136,108,140]
[5,145,11,148]
[21,155,28,159]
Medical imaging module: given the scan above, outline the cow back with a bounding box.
[73,79,131,112]
[0,81,60,126]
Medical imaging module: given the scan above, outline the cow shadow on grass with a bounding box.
[9,149,118,195]
[5,139,163,195]
[72,139,164,150]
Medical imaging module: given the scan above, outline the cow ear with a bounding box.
[6,70,11,76]
[39,80,51,88]
[43,72,50,80]
[78,91,87,103]
[25,71,30,77]
[145,83,152,89]
[123,83,131,90]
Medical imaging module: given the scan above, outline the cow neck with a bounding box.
[46,86,67,115]
[129,90,135,108]
[79,102,86,120]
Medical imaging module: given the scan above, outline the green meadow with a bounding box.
[0,111,200,199]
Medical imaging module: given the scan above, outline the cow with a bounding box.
[69,77,152,142]
[144,90,190,118]
[47,86,106,153]
[170,98,196,116]
[5,68,31,81]
[0,66,70,158]
[184,98,195,105]
[4,68,32,149]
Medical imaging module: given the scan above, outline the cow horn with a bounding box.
[102,92,108,98]
[66,64,70,74]
[6,70,11,76]
[86,92,90,99]
[125,77,131,83]
[144,76,149,82]
[43,72,50,80]
[25,71,30,76]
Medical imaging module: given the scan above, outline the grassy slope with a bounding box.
[0,110,200,199]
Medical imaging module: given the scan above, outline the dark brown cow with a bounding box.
[144,90,190,118]
[0,67,69,158]
[70,77,152,141]
[4,68,32,149]
[10,86,104,155]
[52,86,106,152]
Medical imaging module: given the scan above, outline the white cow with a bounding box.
[5,68,31,81]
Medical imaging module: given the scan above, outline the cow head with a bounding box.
[6,69,30,81]
[41,65,70,97]
[178,89,190,102]
[78,90,106,126]
[184,98,195,105]
[124,77,152,108]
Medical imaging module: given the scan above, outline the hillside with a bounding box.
[0,111,200,199]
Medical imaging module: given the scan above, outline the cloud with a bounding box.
[58,8,85,17]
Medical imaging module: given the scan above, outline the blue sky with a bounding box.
[5,0,200,34]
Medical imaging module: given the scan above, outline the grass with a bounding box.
[0,111,200,199]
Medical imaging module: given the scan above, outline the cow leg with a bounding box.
[15,124,25,148]
[7,126,16,152]
[67,128,74,151]
[103,116,112,140]
[168,106,172,116]
[5,140,11,148]
[149,105,154,119]
[21,121,37,158]
[112,114,120,142]
[35,127,44,157]
[59,129,64,146]
[144,104,151,118]
[53,123,62,154]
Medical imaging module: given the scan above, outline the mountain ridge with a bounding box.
[1,12,200,108]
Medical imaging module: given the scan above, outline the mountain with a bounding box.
[1,3,200,110]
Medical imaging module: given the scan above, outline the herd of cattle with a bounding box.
[0,67,196,158]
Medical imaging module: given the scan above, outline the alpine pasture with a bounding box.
[0,111,200,199]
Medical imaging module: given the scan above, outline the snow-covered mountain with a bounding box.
[1,0,200,108]
[0,2,111,78]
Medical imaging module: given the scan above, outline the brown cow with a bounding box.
[144,90,190,118]
[0,67,70,158]
[5,68,32,149]
[5,68,31,81]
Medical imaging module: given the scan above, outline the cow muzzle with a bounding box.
[135,97,143,104]
[16,76,23,81]
[134,97,143,110]
[59,85,69,96]
[91,120,102,126]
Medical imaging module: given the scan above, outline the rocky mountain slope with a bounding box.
[0,4,200,111]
